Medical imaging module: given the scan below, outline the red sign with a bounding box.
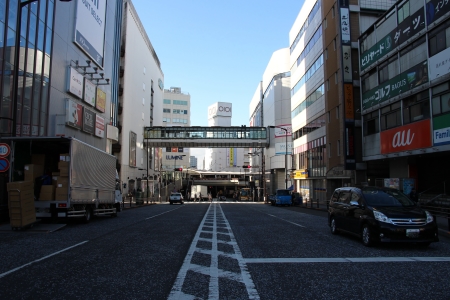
[0,143,11,157]
[380,119,431,154]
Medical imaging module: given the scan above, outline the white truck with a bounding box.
[7,137,122,222]
[190,185,208,201]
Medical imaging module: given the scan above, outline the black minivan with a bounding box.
[328,186,439,247]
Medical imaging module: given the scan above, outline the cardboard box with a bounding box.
[55,186,68,201]
[58,161,69,176]
[31,154,45,165]
[8,196,34,208]
[56,177,69,187]
[8,189,34,202]
[39,185,55,201]
[24,164,44,182]
[7,181,34,192]
[10,209,36,228]
[60,153,70,161]
[52,172,60,176]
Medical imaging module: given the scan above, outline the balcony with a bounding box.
[119,66,124,78]
[118,103,123,115]
[119,84,123,96]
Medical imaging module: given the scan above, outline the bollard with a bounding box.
[317,199,319,208]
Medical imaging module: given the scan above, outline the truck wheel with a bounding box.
[84,206,92,223]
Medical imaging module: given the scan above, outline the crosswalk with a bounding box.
[168,203,260,300]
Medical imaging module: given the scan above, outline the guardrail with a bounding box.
[419,194,450,231]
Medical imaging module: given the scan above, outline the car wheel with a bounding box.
[169,201,173,205]
[330,217,339,235]
[361,224,374,247]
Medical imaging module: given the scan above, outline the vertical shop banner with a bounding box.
[68,67,83,99]
[380,119,432,154]
[129,131,137,167]
[344,84,354,121]
[74,0,107,67]
[65,99,82,129]
[342,46,353,82]
[95,115,105,138]
[82,108,95,134]
[229,148,234,167]
[84,78,96,106]
[96,87,106,112]
[340,7,350,44]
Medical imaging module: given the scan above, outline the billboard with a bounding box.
[65,99,83,129]
[380,119,431,154]
[208,102,232,119]
[74,0,107,67]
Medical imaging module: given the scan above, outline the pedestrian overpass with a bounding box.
[144,126,269,148]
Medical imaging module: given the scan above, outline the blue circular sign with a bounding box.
[0,157,10,172]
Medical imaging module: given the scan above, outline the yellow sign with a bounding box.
[293,169,308,179]
[96,88,106,113]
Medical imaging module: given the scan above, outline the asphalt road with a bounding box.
[0,202,449,299]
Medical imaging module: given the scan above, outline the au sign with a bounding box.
[380,119,431,154]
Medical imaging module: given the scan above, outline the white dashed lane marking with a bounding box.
[168,203,260,300]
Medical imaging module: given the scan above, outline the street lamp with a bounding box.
[269,126,288,189]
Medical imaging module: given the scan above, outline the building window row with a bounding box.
[163,99,171,104]
[291,54,323,97]
[363,90,430,136]
[292,114,326,140]
[173,109,188,114]
[173,100,188,105]
[290,0,321,54]
[292,84,324,119]
[295,25,322,69]
[163,108,171,113]
[172,118,188,124]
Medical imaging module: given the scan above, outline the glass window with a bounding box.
[400,37,426,71]
[0,0,6,22]
[163,99,171,104]
[429,21,450,56]
[442,93,450,114]
[8,0,18,31]
[39,0,47,22]
[338,191,351,204]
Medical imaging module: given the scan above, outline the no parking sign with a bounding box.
[0,143,11,173]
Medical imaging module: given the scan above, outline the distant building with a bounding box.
[205,102,247,171]
[190,156,198,168]
[162,87,191,179]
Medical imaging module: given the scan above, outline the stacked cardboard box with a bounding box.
[56,153,70,201]
[24,164,44,182]
[7,181,36,228]
[39,185,54,201]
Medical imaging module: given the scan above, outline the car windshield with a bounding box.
[362,188,415,207]
[277,190,290,196]
[172,193,181,196]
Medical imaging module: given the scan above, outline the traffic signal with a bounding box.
[174,168,183,171]
[242,165,251,169]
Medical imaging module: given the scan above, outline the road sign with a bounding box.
[0,157,10,172]
[0,143,11,157]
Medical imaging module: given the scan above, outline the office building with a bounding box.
[0,0,122,220]
[116,0,164,195]
[162,87,190,178]
[359,0,450,192]
[190,156,197,168]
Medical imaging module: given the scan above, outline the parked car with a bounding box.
[169,192,184,205]
[328,186,439,247]
[273,189,292,206]
[269,194,276,206]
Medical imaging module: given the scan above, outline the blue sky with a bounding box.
[131,0,305,163]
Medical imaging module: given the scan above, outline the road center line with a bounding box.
[145,206,183,220]
[0,241,89,279]
[244,257,450,263]
[267,213,305,228]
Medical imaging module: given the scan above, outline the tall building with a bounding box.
[205,102,246,172]
[359,0,450,193]
[287,0,395,202]
[190,156,197,168]
[162,87,190,178]
[249,48,292,194]
[117,0,164,196]
[0,0,122,219]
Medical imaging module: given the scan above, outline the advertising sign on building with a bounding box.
[275,142,292,155]
[362,61,428,110]
[344,84,354,121]
[82,108,95,134]
[273,124,292,138]
[208,102,232,119]
[342,46,353,82]
[74,0,106,67]
[95,115,105,138]
[68,67,83,99]
[129,131,137,167]
[426,0,450,25]
[340,8,351,44]
[428,47,450,80]
[65,99,83,129]
[433,113,450,146]
[380,119,432,154]
[84,78,96,106]
[96,88,106,112]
